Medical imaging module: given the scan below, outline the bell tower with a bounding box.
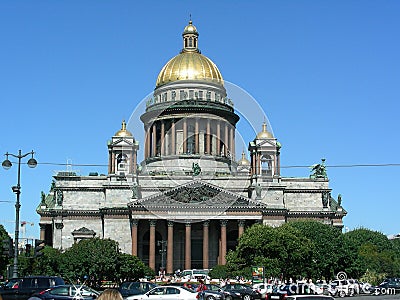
[248,122,281,183]
[107,120,139,182]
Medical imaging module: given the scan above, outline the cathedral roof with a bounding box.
[256,122,273,139]
[237,150,251,166]
[114,120,133,137]
[155,21,224,88]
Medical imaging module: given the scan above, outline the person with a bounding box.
[97,289,123,300]
[196,279,207,300]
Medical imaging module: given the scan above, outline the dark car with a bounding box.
[266,285,297,300]
[202,284,225,300]
[118,282,157,298]
[0,276,65,300]
[221,284,261,300]
[373,278,400,295]
[27,285,99,300]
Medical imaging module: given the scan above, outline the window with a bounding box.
[172,91,176,100]
[199,90,203,100]
[166,287,179,294]
[189,90,194,99]
[206,91,211,100]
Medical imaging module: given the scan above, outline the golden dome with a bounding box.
[115,120,133,137]
[256,122,273,139]
[156,51,223,87]
[183,20,198,34]
[237,151,251,166]
[155,20,223,88]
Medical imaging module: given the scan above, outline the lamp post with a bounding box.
[2,150,37,278]
[157,240,167,272]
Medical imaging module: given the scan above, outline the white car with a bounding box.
[126,286,198,300]
[252,283,273,297]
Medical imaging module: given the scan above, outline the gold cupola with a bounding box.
[237,150,251,166]
[114,120,133,137]
[256,122,273,139]
[155,20,224,88]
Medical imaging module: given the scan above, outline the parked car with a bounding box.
[126,286,198,300]
[373,278,400,294]
[27,285,99,300]
[252,283,273,298]
[221,284,262,300]
[0,276,65,300]
[118,282,157,298]
[286,295,334,300]
[330,280,357,297]
[180,270,211,282]
[203,284,225,300]
[266,285,297,300]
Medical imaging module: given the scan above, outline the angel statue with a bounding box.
[310,158,328,179]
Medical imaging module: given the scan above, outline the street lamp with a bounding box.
[157,240,167,272]
[2,150,37,278]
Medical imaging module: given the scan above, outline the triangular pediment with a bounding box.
[129,180,264,210]
[111,138,134,146]
[255,138,276,147]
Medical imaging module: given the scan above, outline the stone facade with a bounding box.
[37,21,346,272]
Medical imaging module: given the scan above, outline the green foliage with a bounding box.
[360,269,387,286]
[282,220,344,280]
[226,221,400,281]
[61,238,119,287]
[343,228,399,278]
[117,253,146,282]
[0,225,12,278]
[208,264,228,279]
[15,238,151,287]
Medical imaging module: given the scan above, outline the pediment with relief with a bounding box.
[129,180,264,210]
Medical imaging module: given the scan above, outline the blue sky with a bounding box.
[0,1,399,239]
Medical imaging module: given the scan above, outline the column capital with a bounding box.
[238,220,246,227]
[149,220,157,227]
[220,220,228,227]
[131,219,139,226]
[203,220,210,227]
[168,220,174,227]
[185,221,192,227]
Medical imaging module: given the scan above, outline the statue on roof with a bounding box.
[322,191,330,208]
[40,191,46,205]
[310,158,328,179]
[192,163,201,176]
[337,194,342,207]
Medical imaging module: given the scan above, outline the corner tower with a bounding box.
[140,21,239,175]
[107,120,139,182]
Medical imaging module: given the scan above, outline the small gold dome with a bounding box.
[156,51,223,87]
[237,151,251,166]
[256,122,273,139]
[183,20,198,34]
[155,20,223,88]
[115,120,133,137]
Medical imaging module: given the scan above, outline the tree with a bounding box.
[208,264,228,280]
[343,228,398,279]
[60,238,119,287]
[116,253,146,282]
[283,220,344,280]
[0,225,11,278]
[226,223,313,281]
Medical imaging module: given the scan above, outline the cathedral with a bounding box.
[37,21,346,272]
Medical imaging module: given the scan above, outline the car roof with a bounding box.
[286,296,334,299]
